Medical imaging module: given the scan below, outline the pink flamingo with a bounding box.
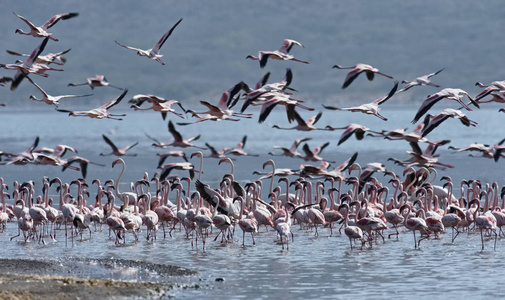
[397,68,444,93]
[56,90,128,120]
[115,18,183,65]
[420,108,477,137]
[272,111,324,131]
[3,37,49,91]
[411,88,480,124]
[13,11,78,41]
[333,63,393,89]
[323,82,399,121]
[235,196,258,246]
[68,74,123,90]
[25,75,92,107]
[129,94,186,119]
[100,134,138,157]
[338,203,364,250]
[401,204,430,248]
[247,39,309,68]
[151,120,206,149]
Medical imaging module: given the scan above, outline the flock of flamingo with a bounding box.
[1,11,505,252]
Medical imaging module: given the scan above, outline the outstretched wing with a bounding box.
[153,18,183,52]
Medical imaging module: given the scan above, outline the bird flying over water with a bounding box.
[333,63,393,89]
[115,18,183,65]
[13,11,79,41]
[247,39,309,68]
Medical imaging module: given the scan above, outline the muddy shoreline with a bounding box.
[0,258,199,299]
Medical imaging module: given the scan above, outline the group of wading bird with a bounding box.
[0,158,504,252]
[1,12,505,250]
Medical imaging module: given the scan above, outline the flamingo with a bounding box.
[272,111,324,131]
[247,39,309,68]
[397,68,444,93]
[234,196,258,246]
[56,89,128,120]
[338,203,364,250]
[470,198,498,251]
[193,193,213,250]
[222,136,258,157]
[150,120,206,149]
[2,37,49,91]
[111,158,137,206]
[411,88,480,124]
[13,11,79,41]
[440,183,462,243]
[141,194,159,242]
[327,123,380,146]
[104,191,126,244]
[115,18,183,65]
[178,82,252,125]
[420,108,477,137]
[6,48,71,66]
[269,137,312,158]
[129,94,186,119]
[100,134,138,157]
[400,204,430,249]
[68,74,123,90]
[25,75,92,107]
[211,195,232,243]
[474,80,505,102]
[322,81,399,121]
[333,63,393,89]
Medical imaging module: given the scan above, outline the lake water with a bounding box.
[0,106,505,299]
[2,1,505,298]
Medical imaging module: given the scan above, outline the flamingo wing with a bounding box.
[153,18,183,52]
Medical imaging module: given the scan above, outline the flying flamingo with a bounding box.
[7,48,71,65]
[420,108,478,137]
[269,137,312,158]
[474,80,505,102]
[222,136,258,157]
[56,89,128,120]
[129,94,186,119]
[13,12,79,41]
[247,39,309,68]
[322,81,399,121]
[3,37,49,91]
[115,18,183,65]
[0,76,13,87]
[68,75,123,90]
[100,134,138,157]
[25,75,92,107]
[178,82,252,125]
[333,63,393,89]
[411,88,480,124]
[149,120,206,149]
[272,111,324,131]
[397,68,444,93]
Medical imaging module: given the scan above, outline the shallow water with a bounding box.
[1,107,505,299]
